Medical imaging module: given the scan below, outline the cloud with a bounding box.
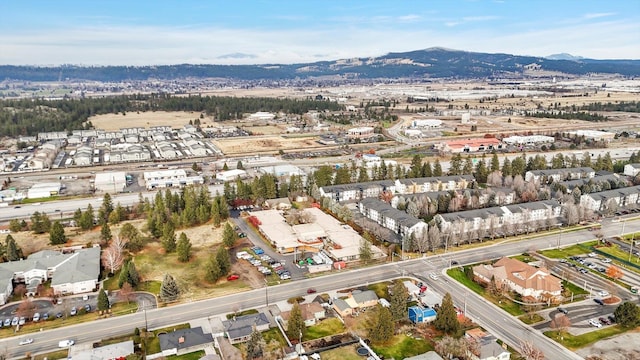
[461,15,500,22]
[583,12,616,20]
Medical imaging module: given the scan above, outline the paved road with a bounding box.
[3,219,640,359]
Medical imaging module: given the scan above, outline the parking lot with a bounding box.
[534,299,618,336]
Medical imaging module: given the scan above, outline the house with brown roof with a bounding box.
[472,257,562,301]
[280,302,326,327]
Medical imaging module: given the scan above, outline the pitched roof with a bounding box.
[396,175,474,186]
[159,327,213,351]
[352,290,379,304]
[222,313,270,340]
[320,180,395,194]
[493,257,561,293]
[586,185,640,202]
[333,298,351,312]
[281,302,325,322]
[360,198,425,228]
[50,247,101,286]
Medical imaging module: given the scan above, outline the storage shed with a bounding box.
[408,306,437,324]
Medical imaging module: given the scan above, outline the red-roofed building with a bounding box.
[442,138,502,153]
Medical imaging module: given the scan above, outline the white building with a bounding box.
[624,163,640,177]
[411,119,442,128]
[94,172,127,193]
[247,112,276,121]
[27,182,61,199]
[502,135,555,145]
[568,130,615,141]
[347,126,376,140]
[216,169,248,182]
[143,169,187,190]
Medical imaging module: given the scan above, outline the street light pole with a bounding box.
[264,279,269,307]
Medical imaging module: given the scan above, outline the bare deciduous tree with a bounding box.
[102,236,125,274]
[550,313,571,334]
[487,171,503,187]
[519,340,545,360]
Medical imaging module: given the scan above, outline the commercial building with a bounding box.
[347,126,376,140]
[502,135,555,145]
[411,119,442,128]
[441,138,502,153]
[143,169,203,190]
[568,130,615,142]
[94,171,127,193]
[27,182,62,199]
[215,169,247,182]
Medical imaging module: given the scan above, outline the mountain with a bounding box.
[546,53,585,61]
[1,48,639,82]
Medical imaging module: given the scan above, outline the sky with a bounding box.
[1,0,639,66]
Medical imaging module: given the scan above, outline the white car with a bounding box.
[589,319,602,328]
[19,338,33,346]
[598,290,610,298]
[32,313,40,322]
[82,294,89,301]
[58,340,75,348]
[429,273,439,281]
[602,258,612,263]
[588,252,597,257]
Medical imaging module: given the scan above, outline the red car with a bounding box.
[227,274,240,281]
[307,288,317,294]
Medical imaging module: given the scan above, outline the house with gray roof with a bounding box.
[159,327,213,356]
[525,167,595,183]
[0,247,101,304]
[222,313,271,344]
[580,185,640,213]
[624,163,640,177]
[560,174,624,192]
[394,175,475,194]
[332,298,353,317]
[359,198,427,239]
[319,180,395,202]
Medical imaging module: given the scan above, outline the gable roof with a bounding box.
[50,247,101,285]
[352,290,379,304]
[222,313,270,340]
[281,302,325,322]
[159,327,213,351]
[333,298,351,312]
[493,257,561,293]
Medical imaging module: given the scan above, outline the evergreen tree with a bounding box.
[409,154,422,178]
[433,159,443,176]
[614,302,640,328]
[236,161,244,170]
[287,302,306,341]
[5,235,22,261]
[160,274,180,302]
[204,255,221,282]
[49,221,66,245]
[490,153,500,173]
[245,329,264,359]
[359,239,373,264]
[501,158,512,177]
[222,162,229,171]
[161,223,177,253]
[80,204,94,230]
[422,161,433,177]
[118,262,130,288]
[390,280,409,320]
[434,293,460,334]
[126,261,140,288]
[100,223,113,243]
[176,232,192,262]
[368,304,394,344]
[31,211,52,234]
[211,200,221,227]
[222,223,237,248]
[216,246,231,275]
[97,289,110,312]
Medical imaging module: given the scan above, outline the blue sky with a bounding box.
[1,0,638,65]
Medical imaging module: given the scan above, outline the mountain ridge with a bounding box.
[1,48,638,82]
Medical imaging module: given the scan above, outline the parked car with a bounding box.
[252,247,264,255]
[42,313,49,321]
[3,318,10,327]
[558,307,569,315]
[227,274,240,281]
[82,294,89,301]
[10,317,18,326]
[589,319,602,328]
[588,252,597,257]
[18,317,25,325]
[84,304,91,312]
[429,273,439,281]
[32,313,40,322]
[602,258,612,263]
[598,317,611,325]
[70,307,77,316]
[56,312,63,319]
[19,338,33,346]
[608,315,616,323]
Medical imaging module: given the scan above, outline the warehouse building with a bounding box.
[27,182,62,199]
[94,172,127,193]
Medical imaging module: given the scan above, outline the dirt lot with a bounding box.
[88,111,214,131]
[211,135,320,155]
[577,330,640,360]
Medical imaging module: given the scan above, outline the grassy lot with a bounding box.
[540,242,597,259]
[304,318,346,341]
[597,246,640,265]
[262,327,287,347]
[167,350,205,360]
[512,254,536,263]
[371,334,433,359]
[544,325,628,350]
[34,349,70,360]
[447,267,524,316]
[138,280,162,294]
[563,280,589,296]
[226,309,258,319]
[367,281,391,299]
[319,344,363,360]
[518,313,544,325]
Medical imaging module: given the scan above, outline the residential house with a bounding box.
[332,298,353,317]
[466,328,511,360]
[319,180,395,202]
[404,352,444,360]
[73,146,94,166]
[264,198,292,210]
[472,257,562,301]
[394,175,475,194]
[159,327,213,356]
[351,289,379,308]
[109,143,152,163]
[359,198,427,239]
[281,302,326,327]
[560,174,625,192]
[525,167,595,183]
[580,185,640,213]
[222,313,271,344]
[624,163,640,177]
[156,141,177,159]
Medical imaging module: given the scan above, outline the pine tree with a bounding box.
[216,246,231,275]
[222,223,236,248]
[49,221,67,245]
[204,255,221,282]
[434,293,460,334]
[211,200,221,227]
[5,235,22,261]
[126,261,140,287]
[287,302,306,340]
[161,223,176,253]
[245,329,264,359]
[359,239,373,264]
[390,280,409,320]
[160,274,180,302]
[368,304,394,344]
[176,232,192,262]
[100,223,113,243]
[97,289,110,312]
[433,159,443,176]
[118,261,130,288]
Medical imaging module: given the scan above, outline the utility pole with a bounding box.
[264,278,269,307]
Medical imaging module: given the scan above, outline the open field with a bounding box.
[211,135,320,155]
[88,111,213,131]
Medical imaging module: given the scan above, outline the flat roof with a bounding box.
[249,209,299,250]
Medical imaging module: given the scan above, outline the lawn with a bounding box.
[562,280,589,296]
[597,246,640,266]
[262,327,288,347]
[518,313,544,325]
[367,281,391,299]
[371,334,433,359]
[304,318,346,341]
[540,244,592,259]
[544,325,628,349]
[512,254,536,263]
[319,344,363,360]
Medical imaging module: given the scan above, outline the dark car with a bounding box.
[599,317,611,325]
[594,298,604,306]
[56,312,63,319]
[608,315,616,323]
[84,304,91,312]
[558,307,569,315]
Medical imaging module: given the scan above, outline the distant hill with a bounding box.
[1,48,639,82]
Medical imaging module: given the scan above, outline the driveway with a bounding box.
[533,299,620,335]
